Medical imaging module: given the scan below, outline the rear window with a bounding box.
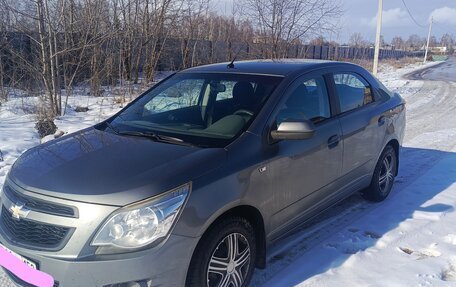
[334,73,374,113]
[375,79,393,100]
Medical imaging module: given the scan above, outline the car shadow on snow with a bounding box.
[251,146,456,286]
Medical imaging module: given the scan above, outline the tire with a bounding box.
[186,216,257,287]
[363,145,397,202]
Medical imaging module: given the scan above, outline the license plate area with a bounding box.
[0,242,37,270]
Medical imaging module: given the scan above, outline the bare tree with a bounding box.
[349,32,367,47]
[60,0,114,113]
[309,36,328,46]
[391,36,405,50]
[429,35,437,48]
[440,33,455,54]
[406,34,425,51]
[174,0,210,69]
[237,0,341,58]
[142,0,180,82]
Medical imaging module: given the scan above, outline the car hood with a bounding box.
[8,128,226,206]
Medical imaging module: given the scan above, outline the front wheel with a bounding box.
[186,217,256,287]
[363,145,397,202]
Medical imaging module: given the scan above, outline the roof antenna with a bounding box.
[227,58,236,69]
[227,46,243,69]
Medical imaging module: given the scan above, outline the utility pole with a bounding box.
[373,0,383,76]
[424,17,433,64]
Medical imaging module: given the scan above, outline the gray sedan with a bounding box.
[0,59,405,287]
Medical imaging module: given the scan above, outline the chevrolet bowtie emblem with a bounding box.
[9,201,30,220]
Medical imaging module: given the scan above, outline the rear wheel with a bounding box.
[363,145,397,202]
[186,217,256,287]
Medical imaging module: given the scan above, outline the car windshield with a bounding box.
[104,73,282,148]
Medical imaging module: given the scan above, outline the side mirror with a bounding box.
[270,119,315,140]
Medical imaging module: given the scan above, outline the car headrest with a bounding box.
[232,82,254,107]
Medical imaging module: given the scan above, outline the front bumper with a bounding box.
[0,180,199,287]
[1,234,198,287]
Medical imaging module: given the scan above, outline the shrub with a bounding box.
[35,119,57,138]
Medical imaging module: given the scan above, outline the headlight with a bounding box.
[92,183,190,249]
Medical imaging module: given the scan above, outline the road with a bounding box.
[1,58,455,286]
[403,58,456,149]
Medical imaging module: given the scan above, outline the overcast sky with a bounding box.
[215,0,456,44]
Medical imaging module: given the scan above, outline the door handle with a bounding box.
[328,135,340,149]
[378,116,386,126]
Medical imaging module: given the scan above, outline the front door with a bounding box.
[266,74,343,235]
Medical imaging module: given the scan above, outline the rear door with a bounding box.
[331,71,385,181]
[266,73,343,233]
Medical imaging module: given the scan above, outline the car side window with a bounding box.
[333,73,373,113]
[276,76,331,125]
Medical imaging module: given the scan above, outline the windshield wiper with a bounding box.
[117,130,198,147]
[105,121,119,134]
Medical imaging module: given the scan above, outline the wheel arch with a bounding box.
[191,205,267,270]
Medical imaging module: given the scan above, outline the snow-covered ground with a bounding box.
[0,59,455,286]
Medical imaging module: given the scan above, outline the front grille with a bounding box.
[3,185,77,218]
[0,207,72,251]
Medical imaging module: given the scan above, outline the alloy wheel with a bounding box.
[378,153,395,194]
[206,233,251,287]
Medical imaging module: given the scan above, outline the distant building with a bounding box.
[429,46,447,54]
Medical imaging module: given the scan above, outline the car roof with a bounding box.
[181,59,357,77]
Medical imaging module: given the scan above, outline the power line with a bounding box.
[401,0,427,28]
